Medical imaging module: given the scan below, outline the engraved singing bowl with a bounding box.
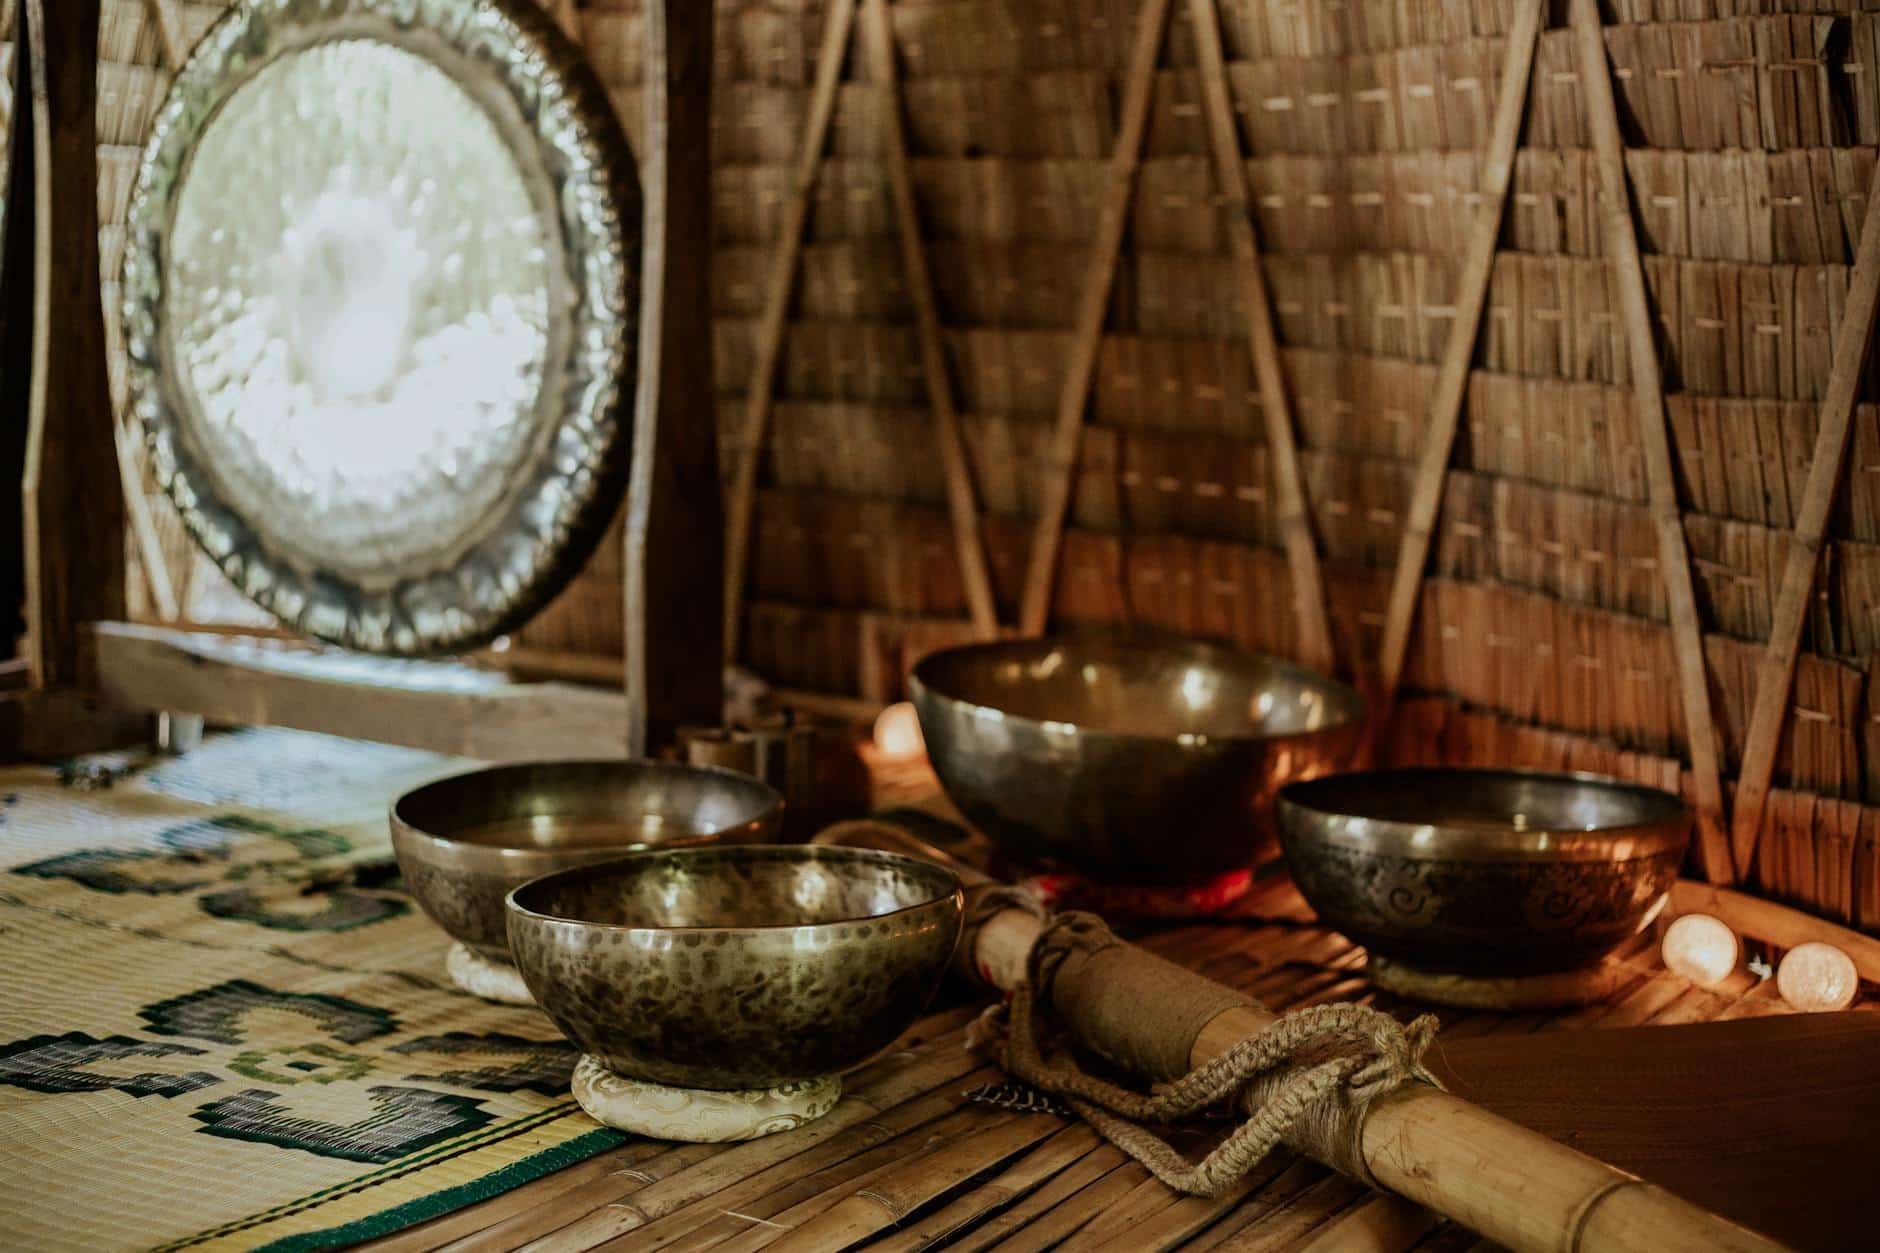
[909,638,1365,881]
[506,846,964,1090]
[1277,768,1693,975]
[391,762,782,963]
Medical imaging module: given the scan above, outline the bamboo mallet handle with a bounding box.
[969,906,1780,1253]
[814,824,1781,1252]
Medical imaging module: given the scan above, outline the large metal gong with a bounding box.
[122,0,639,654]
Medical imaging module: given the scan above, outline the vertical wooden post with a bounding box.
[0,2,35,659]
[1374,0,1543,703]
[624,0,723,755]
[1017,0,1172,636]
[7,0,125,687]
[860,0,999,639]
[722,0,858,662]
[1185,0,1333,675]
[1729,158,1880,879]
[1568,0,1732,884]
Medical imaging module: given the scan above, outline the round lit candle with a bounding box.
[1661,913,1737,988]
[1776,942,1858,1013]
[872,701,925,759]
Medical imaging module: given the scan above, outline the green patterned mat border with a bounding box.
[249,1129,626,1253]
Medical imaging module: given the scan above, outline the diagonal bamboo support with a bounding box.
[722,0,858,662]
[99,303,178,622]
[1185,0,1333,676]
[859,0,998,639]
[1568,0,1732,884]
[1729,157,1880,881]
[1374,0,1543,702]
[142,0,185,72]
[1017,0,1173,637]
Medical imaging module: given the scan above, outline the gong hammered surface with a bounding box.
[123,0,639,654]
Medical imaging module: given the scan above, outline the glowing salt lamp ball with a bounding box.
[1776,942,1859,1013]
[1661,913,1737,988]
[872,701,925,760]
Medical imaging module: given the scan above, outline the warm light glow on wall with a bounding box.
[1776,942,1858,1013]
[872,701,925,759]
[1661,913,1737,988]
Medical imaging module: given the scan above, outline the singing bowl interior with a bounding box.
[909,637,1364,881]
[391,761,782,961]
[506,846,963,1090]
[1277,767,1692,975]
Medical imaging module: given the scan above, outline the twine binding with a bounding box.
[971,912,1442,1197]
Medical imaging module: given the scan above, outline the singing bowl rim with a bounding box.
[506,844,964,939]
[390,760,785,875]
[907,636,1365,751]
[1277,766,1693,863]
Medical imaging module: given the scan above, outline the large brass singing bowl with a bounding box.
[909,638,1365,881]
[1277,768,1692,975]
[506,846,963,1090]
[391,761,782,962]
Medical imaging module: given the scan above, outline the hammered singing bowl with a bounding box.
[506,846,963,1090]
[391,762,782,962]
[909,638,1365,881]
[1277,768,1692,975]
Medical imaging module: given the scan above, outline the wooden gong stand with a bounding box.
[0,0,723,764]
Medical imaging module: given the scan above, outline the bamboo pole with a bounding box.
[1374,1,1543,700]
[141,0,185,74]
[1016,0,1172,636]
[1729,158,1880,880]
[810,825,1778,1253]
[1184,0,1333,676]
[859,0,998,639]
[722,0,858,662]
[1567,0,1732,885]
[97,299,179,622]
[971,907,1779,1253]
[1669,878,1880,986]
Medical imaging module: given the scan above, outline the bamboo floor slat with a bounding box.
[374,855,1871,1253]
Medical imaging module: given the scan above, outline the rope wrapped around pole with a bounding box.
[969,911,1440,1196]
[806,833,1784,1251]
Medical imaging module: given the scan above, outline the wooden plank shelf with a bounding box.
[84,621,633,761]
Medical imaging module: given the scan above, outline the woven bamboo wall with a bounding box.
[600,0,1880,929]
[5,0,1880,928]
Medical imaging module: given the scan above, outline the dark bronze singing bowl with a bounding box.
[909,638,1365,880]
[391,761,783,962]
[1277,768,1693,975]
[506,846,963,1090]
